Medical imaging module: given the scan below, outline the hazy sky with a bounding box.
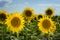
[0,0,60,15]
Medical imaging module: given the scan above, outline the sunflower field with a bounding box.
[0,7,60,40]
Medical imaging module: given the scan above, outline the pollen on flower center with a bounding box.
[11,17,20,27]
[42,19,51,29]
[0,13,6,21]
[25,10,32,17]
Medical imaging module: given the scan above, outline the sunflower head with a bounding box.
[36,14,43,20]
[22,7,34,22]
[38,16,56,34]
[0,10,8,24]
[6,12,25,33]
[45,8,54,17]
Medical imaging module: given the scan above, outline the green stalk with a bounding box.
[17,33,19,40]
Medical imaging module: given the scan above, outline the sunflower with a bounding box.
[22,7,34,22]
[45,8,54,17]
[36,14,43,20]
[6,12,25,33]
[38,16,56,34]
[0,10,8,24]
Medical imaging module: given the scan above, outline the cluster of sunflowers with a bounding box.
[0,7,60,40]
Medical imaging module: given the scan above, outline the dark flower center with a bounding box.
[46,9,52,15]
[38,15,42,19]
[11,17,20,27]
[42,19,51,29]
[25,10,32,17]
[0,13,6,21]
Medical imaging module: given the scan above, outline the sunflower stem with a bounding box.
[48,34,51,40]
[17,33,19,40]
[10,31,12,35]
[1,24,6,40]
[10,31,12,39]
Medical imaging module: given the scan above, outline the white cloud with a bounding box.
[0,0,13,7]
[6,0,12,3]
[37,4,60,6]
[54,4,60,6]
[0,0,12,3]
[24,2,29,4]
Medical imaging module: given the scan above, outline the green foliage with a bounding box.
[0,16,60,40]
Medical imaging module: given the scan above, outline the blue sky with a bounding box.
[0,0,60,15]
